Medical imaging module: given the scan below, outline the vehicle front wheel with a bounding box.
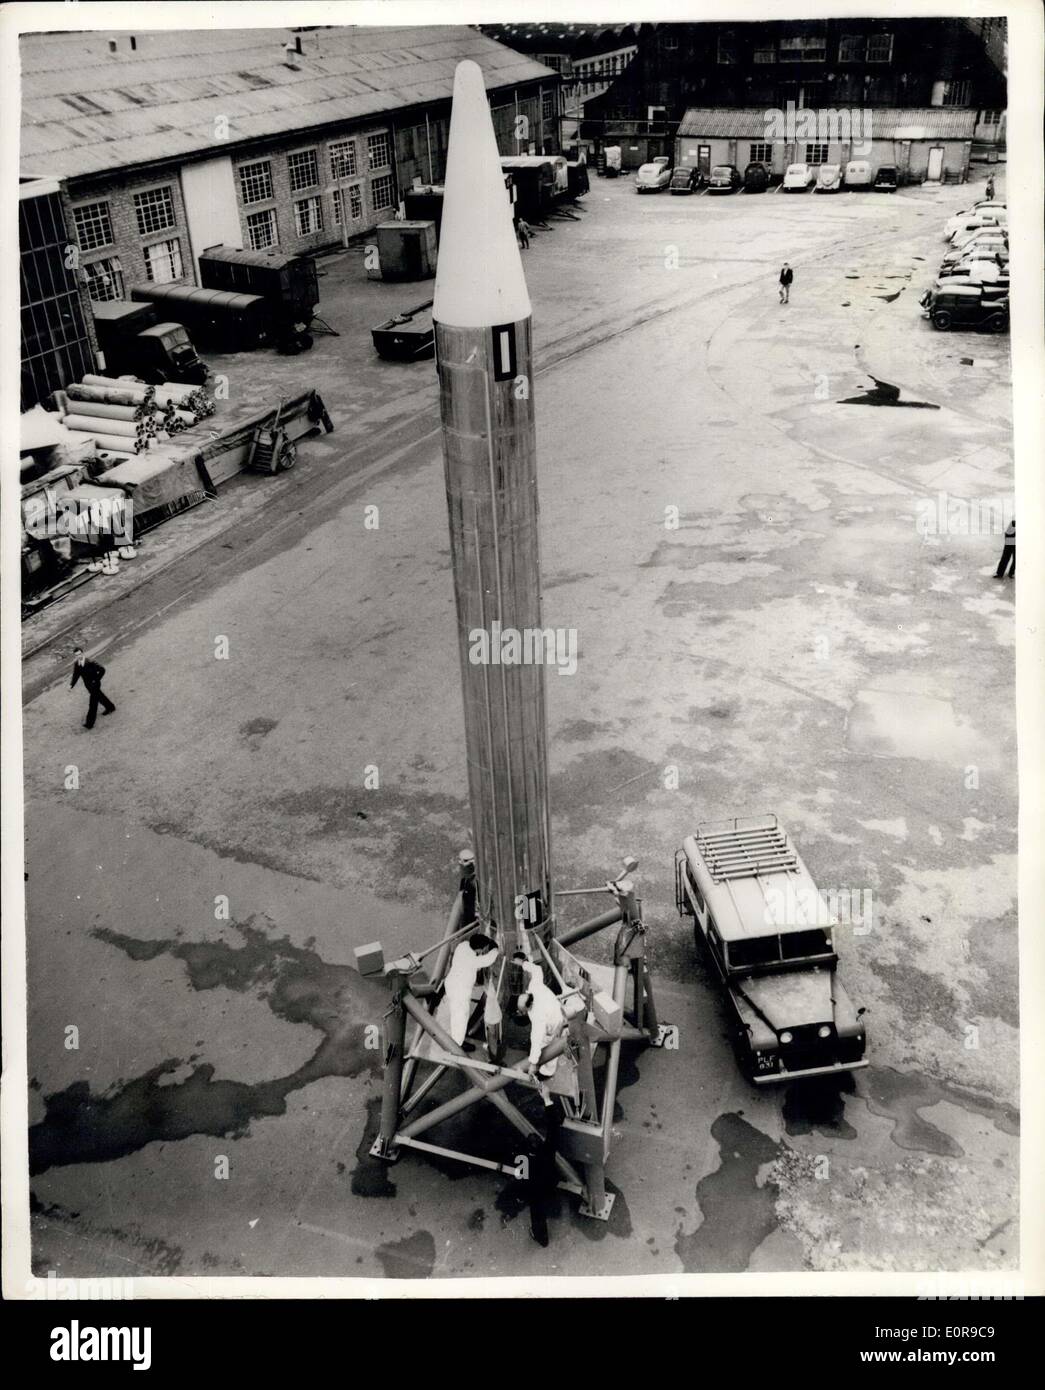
[984,314,1008,334]
[931,310,953,330]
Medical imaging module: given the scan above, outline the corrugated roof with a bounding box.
[20,26,557,181]
[677,106,977,140]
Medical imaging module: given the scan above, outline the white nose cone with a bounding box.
[433,60,532,329]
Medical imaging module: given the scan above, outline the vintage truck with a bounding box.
[675,815,868,1084]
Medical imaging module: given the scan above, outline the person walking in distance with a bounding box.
[985,173,996,201]
[779,262,794,304]
[516,217,531,250]
[70,647,115,728]
[995,518,1015,578]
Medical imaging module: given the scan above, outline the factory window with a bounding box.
[288,149,319,193]
[83,256,125,302]
[370,172,396,212]
[749,143,774,164]
[940,79,972,107]
[866,32,894,63]
[333,184,364,225]
[753,44,776,63]
[294,195,323,236]
[246,208,278,249]
[980,109,1002,126]
[838,34,865,63]
[780,34,827,62]
[72,200,114,251]
[239,160,273,205]
[367,132,392,169]
[133,186,175,237]
[143,237,183,283]
[542,89,555,121]
[329,140,358,179]
[805,144,829,165]
[717,32,736,65]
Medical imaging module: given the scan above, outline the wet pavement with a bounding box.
[20,169,1017,1280]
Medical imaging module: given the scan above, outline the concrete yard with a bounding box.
[20,170,1017,1281]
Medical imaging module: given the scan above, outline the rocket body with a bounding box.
[434,62,552,943]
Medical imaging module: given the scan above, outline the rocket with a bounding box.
[433,60,552,948]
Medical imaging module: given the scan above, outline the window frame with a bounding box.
[804,143,829,166]
[293,195,323,237]
[370,171,396,213]
[142,236,183,284]
[366,131,392,170]
[72,200,114,252]
[866,32,894,64]
[133,185,176,237]
[246,207,279,250]
[329,139,358,180]
[238,160,274,205]
[287,148,320,194]
[717,31,736,65]
[83,256,125,302]
[749,142,774,164]
[779,34,827,63]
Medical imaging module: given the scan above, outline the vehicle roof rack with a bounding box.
[695,820,798,882]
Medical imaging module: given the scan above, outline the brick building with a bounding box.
[581,17,1005,172]
[19,26,559,329]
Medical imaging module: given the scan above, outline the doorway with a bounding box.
[926,146,944,182]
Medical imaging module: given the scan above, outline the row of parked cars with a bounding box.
[636,156,898,195]
[920,198,1009,332]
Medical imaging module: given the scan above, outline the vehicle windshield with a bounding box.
[728,936,780,968]
[711,167,732,177]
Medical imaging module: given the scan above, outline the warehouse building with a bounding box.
[675,106,978,184]
[19,26,559,320]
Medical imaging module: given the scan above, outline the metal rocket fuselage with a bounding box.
[433,63,552,947]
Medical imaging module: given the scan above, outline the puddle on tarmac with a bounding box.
[837,375,938,408]
[674,1112,783,1272]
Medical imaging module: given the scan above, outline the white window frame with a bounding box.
[333,185,364,225]
[83,256,125,301]
[370,172,396,212]
[143,237,183,284]
[749,142,774,164]
[73,201,114,251]
[753,45,776,64]
[239,160,273,205]
[288,149,319,193]
[294,195,323,236]
[330,140,358,180]
[941,79,972,107]
[246,208,278,250]
[805,144,829,166]
[838,34,865,64]
[133,186,176,237]
[780,35,827,63]
[866,33,894,64]
[367,131,392,170]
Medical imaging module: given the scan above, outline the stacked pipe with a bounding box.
[57,374,216,454]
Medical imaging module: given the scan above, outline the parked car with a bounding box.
[635,157,672,192]
[815,164,844,192]
[948,211,1008,246]
[743,161,769,193]
[873,165,899,191]
[937,262,1009,288]
[707,164,743,194]
[669,165,701,194]
[783,162,816,191]
[844,159,873,188]
[941,229,1008,265]
[675,815,868,1084]
[944,202,1006,239]
[921,283,1009,333]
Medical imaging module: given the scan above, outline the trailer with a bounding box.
[371,300,435,361]
[198,246,329,350]
[131,284,271,352]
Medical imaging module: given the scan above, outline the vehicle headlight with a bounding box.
[779,1030,793,1044]
[818,1025,831,1039]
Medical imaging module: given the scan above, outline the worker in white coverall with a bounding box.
[517,978,567,1085]
[443,932,498,1051]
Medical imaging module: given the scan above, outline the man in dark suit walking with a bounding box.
[995,519,1015,578]
[70,647,115,728]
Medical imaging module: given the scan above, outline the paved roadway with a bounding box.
[21,171,1017,1281]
